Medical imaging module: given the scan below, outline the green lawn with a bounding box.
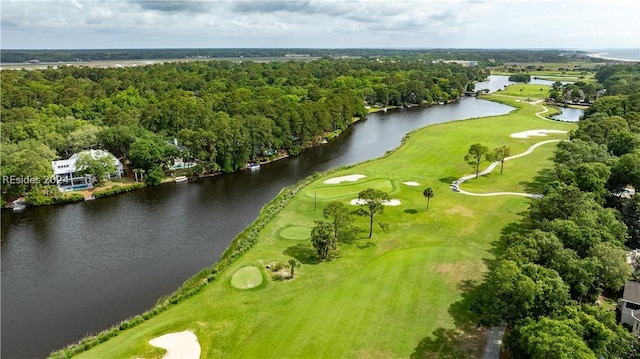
[461,142,562,194]
[74,95,576,359]
[496,83,551,98]
[491,68,596,83]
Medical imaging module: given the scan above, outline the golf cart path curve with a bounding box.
[455,139,564,198]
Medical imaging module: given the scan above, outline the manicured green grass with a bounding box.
[461,142,561,194]
[309,178,394,200]
[497,83,551,98]
[230,266,264,289]
[75,96,576,359]
[278,225,311,240]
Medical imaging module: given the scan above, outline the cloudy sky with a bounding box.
[1,0,639,50]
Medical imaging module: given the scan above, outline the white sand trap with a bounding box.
[510,129,568,139]
[351,199,401,206]
[149,330,201,359]
[403,181,420,186]
[324,174,366,184]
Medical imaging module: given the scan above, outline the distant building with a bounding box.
[432,59,478,67]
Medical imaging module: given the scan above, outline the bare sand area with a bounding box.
[510,129,568,139]
[149,330,201,359]
[324,174,366,184]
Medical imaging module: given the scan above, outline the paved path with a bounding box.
[531,102,562,123]
[491,95,557,122]
[454,140,563,198]
[483,326,506,359]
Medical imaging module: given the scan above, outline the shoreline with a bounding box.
[586,52,639,63]
[4,101,433,210]
[53,94,573,358]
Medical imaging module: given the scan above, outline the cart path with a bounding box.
[483,325,507,359]
[454,139,564,198]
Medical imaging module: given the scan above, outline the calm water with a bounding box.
[474,75,582,122]
[586,48,640,62]
[1,95,513,358]
[551,107,584,122]
[474,74,569,93]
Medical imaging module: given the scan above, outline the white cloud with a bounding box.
[0,0,638,49]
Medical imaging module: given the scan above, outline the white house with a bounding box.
[619,281,640,334]
[51,150,124,191]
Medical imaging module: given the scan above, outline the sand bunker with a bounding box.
[324,174,366,184]
[510,129,568,139]
[350,199,401,206]
[403,181,420,186]
[149,330,201,359]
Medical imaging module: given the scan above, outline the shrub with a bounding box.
[25,190,53,206]
[93,183,144,198]
[145,166,164,186]
[54,193,85,204]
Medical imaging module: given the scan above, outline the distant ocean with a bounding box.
[586,48,640,62]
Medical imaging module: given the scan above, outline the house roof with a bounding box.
[51,150,123,175]
[623,281,640,304]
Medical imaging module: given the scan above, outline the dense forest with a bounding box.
[0,57,486,202]
[0,48,587,66]
[473,63,640,357]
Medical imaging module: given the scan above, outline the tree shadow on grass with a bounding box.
[410,326,487,359]
[357,241,376,249]
[283,244,319,265]
[270,273,293,282]
[411,280,487,359]
[412,220,529,357]
[404,209,419,214]
[482,221,528,271]
[520,168,554,194]
[439,176,458,184]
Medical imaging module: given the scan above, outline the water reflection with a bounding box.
[551,107,584,122]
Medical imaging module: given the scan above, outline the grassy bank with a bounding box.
[61,88,576,358]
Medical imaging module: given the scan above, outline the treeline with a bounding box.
[472,64,640,357]
[595,63,640,95]
[1,48,583,65]
[549,80,600,103]
[0,57,486,199]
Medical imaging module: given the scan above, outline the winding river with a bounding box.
[1,83,513,358]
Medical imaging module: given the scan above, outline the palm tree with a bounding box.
[288,258,301,278]
[423,187,434,211]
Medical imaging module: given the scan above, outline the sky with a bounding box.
[1,0,639,50]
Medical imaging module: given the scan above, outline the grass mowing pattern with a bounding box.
[73,90,577,359]
[230,266,264,289]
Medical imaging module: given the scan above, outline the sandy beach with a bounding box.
[586,52,639,63]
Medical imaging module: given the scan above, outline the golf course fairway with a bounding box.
[73,90,576,358]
